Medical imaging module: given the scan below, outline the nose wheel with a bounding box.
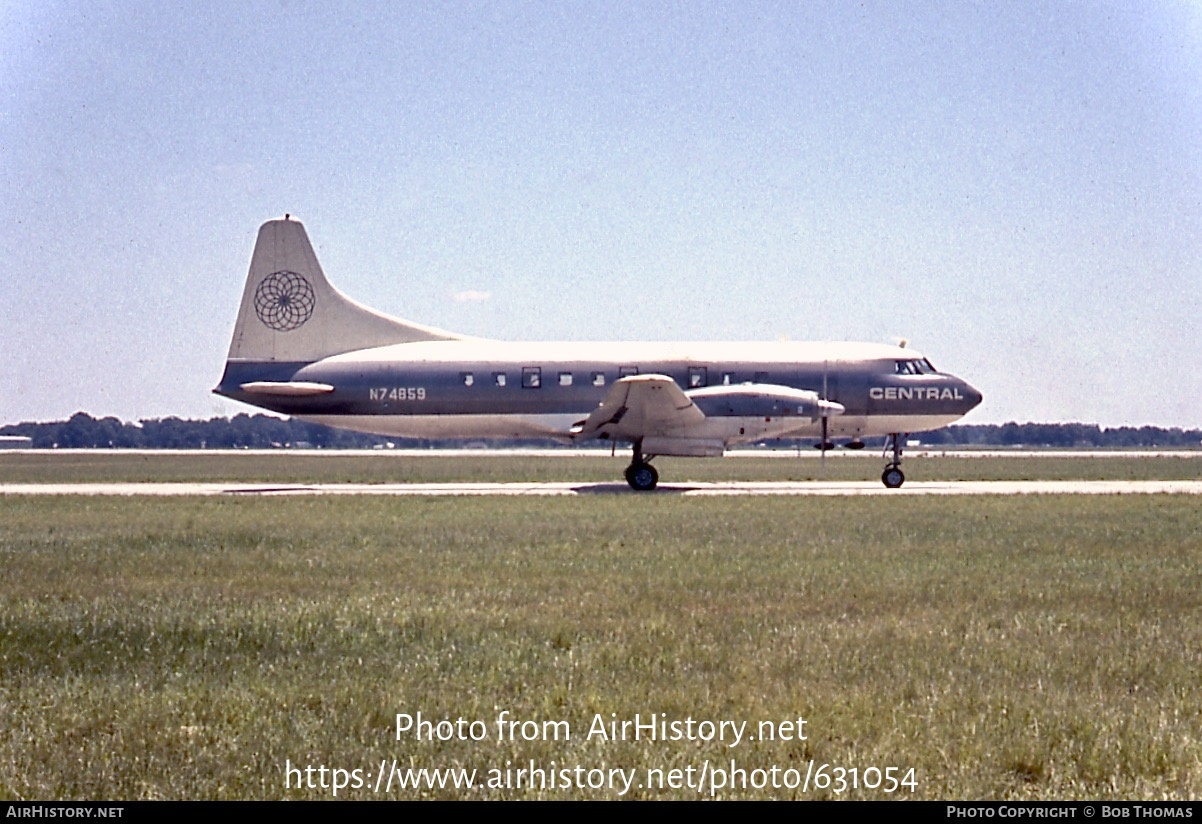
[881,433,907,489]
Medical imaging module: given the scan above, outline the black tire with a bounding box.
[625,462,659,491]
[881,466,905,489]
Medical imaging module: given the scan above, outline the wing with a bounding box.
[570,374,704,442]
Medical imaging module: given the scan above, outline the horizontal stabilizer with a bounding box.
[239,381,335,397]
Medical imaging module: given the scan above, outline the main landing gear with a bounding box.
[881,433,907,489]
[625,442,659,491]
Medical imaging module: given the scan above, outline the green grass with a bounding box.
[3,450,1202,484]
[2,495,1200,799]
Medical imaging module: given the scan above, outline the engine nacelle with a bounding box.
[687,383,844,420]
[641,437,726,457]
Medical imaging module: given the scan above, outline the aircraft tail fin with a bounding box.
[225,217,461,363]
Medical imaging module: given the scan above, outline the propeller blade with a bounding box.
[820,414,828,477]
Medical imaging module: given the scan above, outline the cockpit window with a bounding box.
[895,359,937,375]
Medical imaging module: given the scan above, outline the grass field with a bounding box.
[2,461,1201,799]
[3,449,1202,484]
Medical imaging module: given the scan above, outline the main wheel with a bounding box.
[881,466,905,489]
[625,462,659,491]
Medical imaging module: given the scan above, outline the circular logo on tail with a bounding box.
[254,270,316,331]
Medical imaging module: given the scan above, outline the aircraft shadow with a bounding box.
[225,486,319,495]
[571,483,702,495]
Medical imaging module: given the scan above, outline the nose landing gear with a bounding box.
[882,433,907,488]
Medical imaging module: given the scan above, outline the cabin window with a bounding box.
[688,366,707,388]
[558,372,573,387]
[461,372,474,387]
[721,372,734,386]
[522,367,542,388]
[620,366,639,378]
[592,372,606,387]
[754,371,769,383]
[493,372,507,387]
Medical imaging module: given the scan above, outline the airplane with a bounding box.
[214,217,982,489]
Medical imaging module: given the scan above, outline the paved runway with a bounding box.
[4,480,1202,496]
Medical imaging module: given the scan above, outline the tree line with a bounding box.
[2,412,1200,449]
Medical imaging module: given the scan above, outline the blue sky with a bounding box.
[3,1,1200,426]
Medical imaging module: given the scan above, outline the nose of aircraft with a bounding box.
[960,380,983,412]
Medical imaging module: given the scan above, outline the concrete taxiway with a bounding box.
[4,480,1202,497]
